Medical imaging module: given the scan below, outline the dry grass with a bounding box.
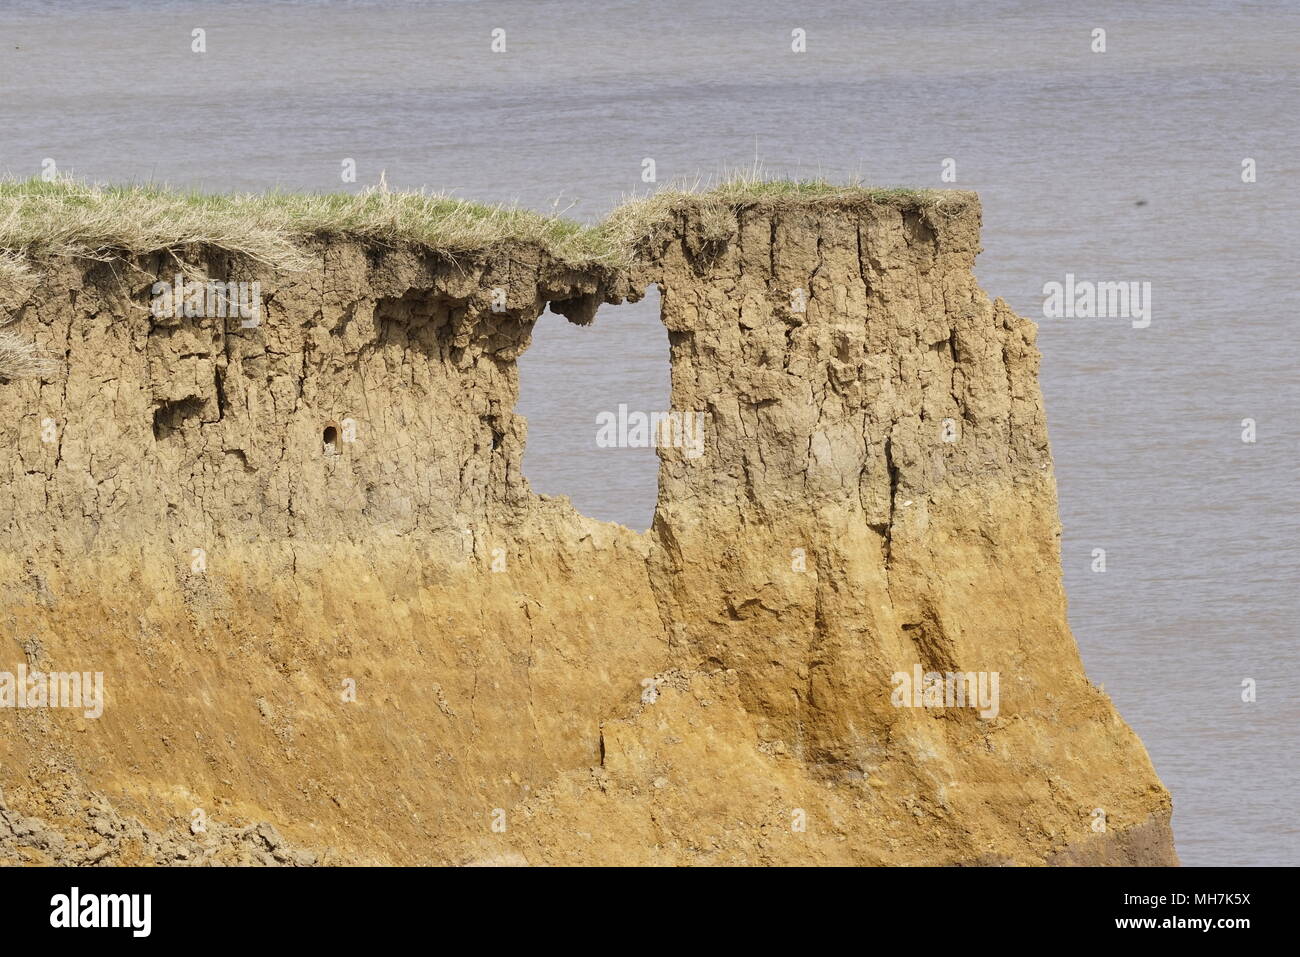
[0,250,31,287]
[0,327,55,382]
[0,177,606,274]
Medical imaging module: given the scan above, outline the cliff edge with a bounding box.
[0,182,1176,865]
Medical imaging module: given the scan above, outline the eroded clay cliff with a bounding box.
[0,191,1176,865]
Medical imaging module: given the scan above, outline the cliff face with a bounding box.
[0,192,1176,865]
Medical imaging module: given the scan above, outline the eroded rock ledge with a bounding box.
[0,191,1176,865]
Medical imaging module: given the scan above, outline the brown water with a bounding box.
[1,0,1296,866]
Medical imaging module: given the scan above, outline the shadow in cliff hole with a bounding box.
[152,396,206,441]
[516,286,667,532]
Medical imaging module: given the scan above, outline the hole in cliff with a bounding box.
[322,424,338,454]
[152,396,205,441]
[480,415,504,451]
[516,286,667,531]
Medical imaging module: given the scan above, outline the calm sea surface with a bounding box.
[2,0,1296,866]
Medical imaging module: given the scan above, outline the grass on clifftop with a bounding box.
[602,178,963,263]
[0,174,962,379]
[0,177,609,279]
[0,174,957,278]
